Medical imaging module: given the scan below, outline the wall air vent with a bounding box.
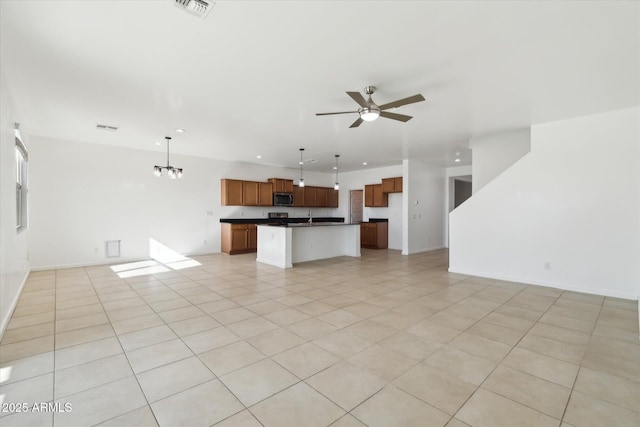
[96,124,118,132]
[174,0,215,19]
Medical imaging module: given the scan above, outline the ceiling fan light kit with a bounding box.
[316,85,425,128]
[359,106,381,122]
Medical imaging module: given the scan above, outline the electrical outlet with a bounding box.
[544,262,551,270]
[203,240,207,245]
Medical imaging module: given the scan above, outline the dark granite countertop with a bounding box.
[220,217,345,225]
[363,218,389,223]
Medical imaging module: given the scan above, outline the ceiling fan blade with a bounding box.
[315,111,358,116]
[380,111,413,122]
[349,117,364,128]
[346,91,368,107]
[379,94,425,110]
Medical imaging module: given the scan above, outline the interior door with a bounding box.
[350,190,363,224]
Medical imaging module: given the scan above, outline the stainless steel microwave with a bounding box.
[273,192,294,206]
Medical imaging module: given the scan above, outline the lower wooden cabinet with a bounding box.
[360,222,388,249]
[221,223,258,254]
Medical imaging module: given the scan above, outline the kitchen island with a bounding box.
[256,223,360,268]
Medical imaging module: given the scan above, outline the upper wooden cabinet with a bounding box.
[269,178,294,193]
[328,189,338,208]
[221,178,337,207]
[221,179,273,206]
[364,184,374,207]
[382,176,403,193]
[315,187,328,207]
[242,181,259,206]
[303,186,317,207]
[293,185,305,207]
[364,184,388,207]
[221,179,243,206]
[259,182,273,206]
[373,184,388,207]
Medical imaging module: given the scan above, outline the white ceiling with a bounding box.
[1,1,638,172]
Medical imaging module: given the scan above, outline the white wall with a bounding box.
[404,159,447,255]
[450,107,640,299]
[470,128,531,194]
[28,136,339,269]
[0,72,30,337]
[337,165,403,250]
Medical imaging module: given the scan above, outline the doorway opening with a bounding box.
[350,190,363,224]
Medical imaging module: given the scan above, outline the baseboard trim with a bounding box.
[448,266,639,301]
[403,246,446,256]
[0,268,31,342]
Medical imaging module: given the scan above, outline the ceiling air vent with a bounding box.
[174,0,215,19]
[96,124,118,132]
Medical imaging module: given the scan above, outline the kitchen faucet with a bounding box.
[308,209,312,224]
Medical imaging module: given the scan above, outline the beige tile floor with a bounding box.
[1,249,639,426]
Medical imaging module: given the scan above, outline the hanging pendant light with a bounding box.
[298,148,305,187]
[153,136,183,178]
[334,154,340,190]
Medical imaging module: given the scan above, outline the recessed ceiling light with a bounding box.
[256,155,262,159]
[362,162,368,166]
[155,142,162,146]
[455,158,461,162]
[175,129,185,133]
[333,166,338,170]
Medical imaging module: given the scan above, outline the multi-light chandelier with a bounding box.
[153,136,183,179]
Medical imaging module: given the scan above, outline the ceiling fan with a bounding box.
[316,86,425,128]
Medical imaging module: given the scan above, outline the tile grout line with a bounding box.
[558,294,606,426]
[83,266,160,427]
[447,283,567,423]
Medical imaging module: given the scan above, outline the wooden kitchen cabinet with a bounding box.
[259,182,273,206]
[360,222,388,249]
[223,178,335,208]
[241,181,272,206]
[293,185,305,207]
[247,224,257,249]
[242,181,259,206]
[328,189,339,208]
[315,187,328,207]
[364,184,374,207]
[365,184,388,207]
[304,186,317,206]
[373,184,387,206]
[269,178,294,193]
[221,223,258,254]
[221,179,243,206]
[394,177,403,192]
[221,179,273,206]
[382,176,403,193]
